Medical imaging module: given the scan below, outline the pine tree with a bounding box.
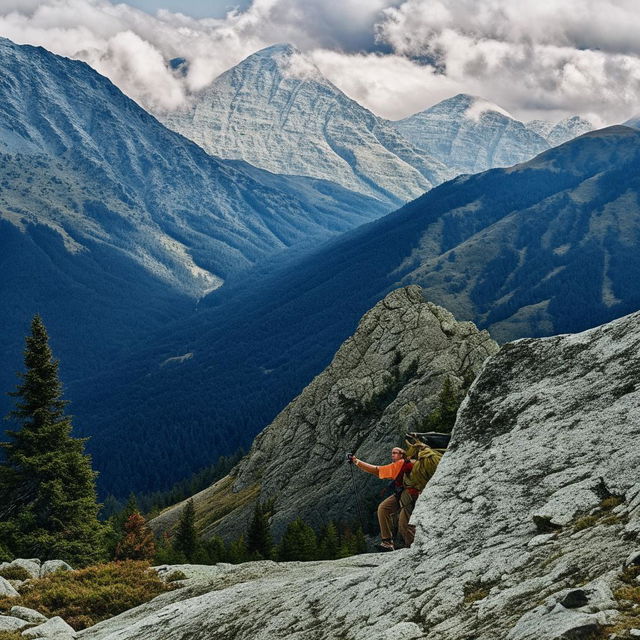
[173,499,198,561]
[421,375,461,434]
[115,512,156,561]
[277,518,318,561]
[246,501,273,560]
[318,521,339,560]
[202,536,227,564]
[0,315,104,565]
[227,536,248,564]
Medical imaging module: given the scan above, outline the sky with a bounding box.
[1,0,640,126]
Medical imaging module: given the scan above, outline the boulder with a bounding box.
[40,561,73,577]
[11,606,49,624]
[151,286,499,541]
[0,576,20,597]
[22,616,76,639]
[0,616,29,631]
[5,559,41,579]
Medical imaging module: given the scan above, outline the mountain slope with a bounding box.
[0,37,386,420]
[72,126,640,497]
[150,286,499,540]
[159,44,451,206]
[394,94,593,175]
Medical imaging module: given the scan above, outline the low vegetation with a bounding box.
[0,566,31,581]
[599,564,640,638]
[572,495,626,532]
[0,561,172,631]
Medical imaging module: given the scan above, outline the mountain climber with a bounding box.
[351,436,445,551]
[350,447,415,551]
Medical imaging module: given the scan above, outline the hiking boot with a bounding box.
[376,540,395,552]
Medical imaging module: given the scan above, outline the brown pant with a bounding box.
[377,491,417,547]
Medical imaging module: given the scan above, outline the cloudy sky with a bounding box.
[1,0,640,126]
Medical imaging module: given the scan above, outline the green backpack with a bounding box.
[403,440,445,492]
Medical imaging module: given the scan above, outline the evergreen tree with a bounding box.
[201,536,227,564]
[246,501,273,560]
[105,493,142,558]
[173,499,198,561]
[318,521,339,560]
[0,315,104,565]
[277,518,317,561]
[155,532,186,565]
[421,375,461,434]
[227,536,248,564]
[115,512,156,561]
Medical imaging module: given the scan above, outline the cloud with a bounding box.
[373,0,640,123]
[0,0,639,125]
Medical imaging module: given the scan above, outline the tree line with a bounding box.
[0,316,367,566]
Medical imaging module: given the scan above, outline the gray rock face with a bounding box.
[160,44,450,206]
[0,616,28,631]
[546,116,594,146]
[6,559,41,579]
[39,561,72,577]
[151,285,498,540]
[394,94,550,174]
[94,307,640,639]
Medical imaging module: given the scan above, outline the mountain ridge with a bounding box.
[158,43,452,205]
[0,36,387,431]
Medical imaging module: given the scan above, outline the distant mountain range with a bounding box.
[73,125,640,497]
[0,37,387,419]
[158,46,593,201]
[393,93,593,175]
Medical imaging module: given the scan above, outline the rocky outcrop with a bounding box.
[89,306,640,639]
[150,285,498,540]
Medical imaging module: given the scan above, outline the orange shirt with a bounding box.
[376,459,406,480]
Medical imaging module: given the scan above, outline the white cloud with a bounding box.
[0,0,639,124]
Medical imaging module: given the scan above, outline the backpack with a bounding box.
[403,440,445,492]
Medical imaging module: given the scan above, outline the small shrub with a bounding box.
[0,632,24,640]
[463,581,492,604]
[574,515,598,531]
[599,514,622,526]
[165,570,187,582]
[0,566,32,581]
[15,561,173,630]
[620,565,640,585]
[615,584,640,605]
[599,496,624,511]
